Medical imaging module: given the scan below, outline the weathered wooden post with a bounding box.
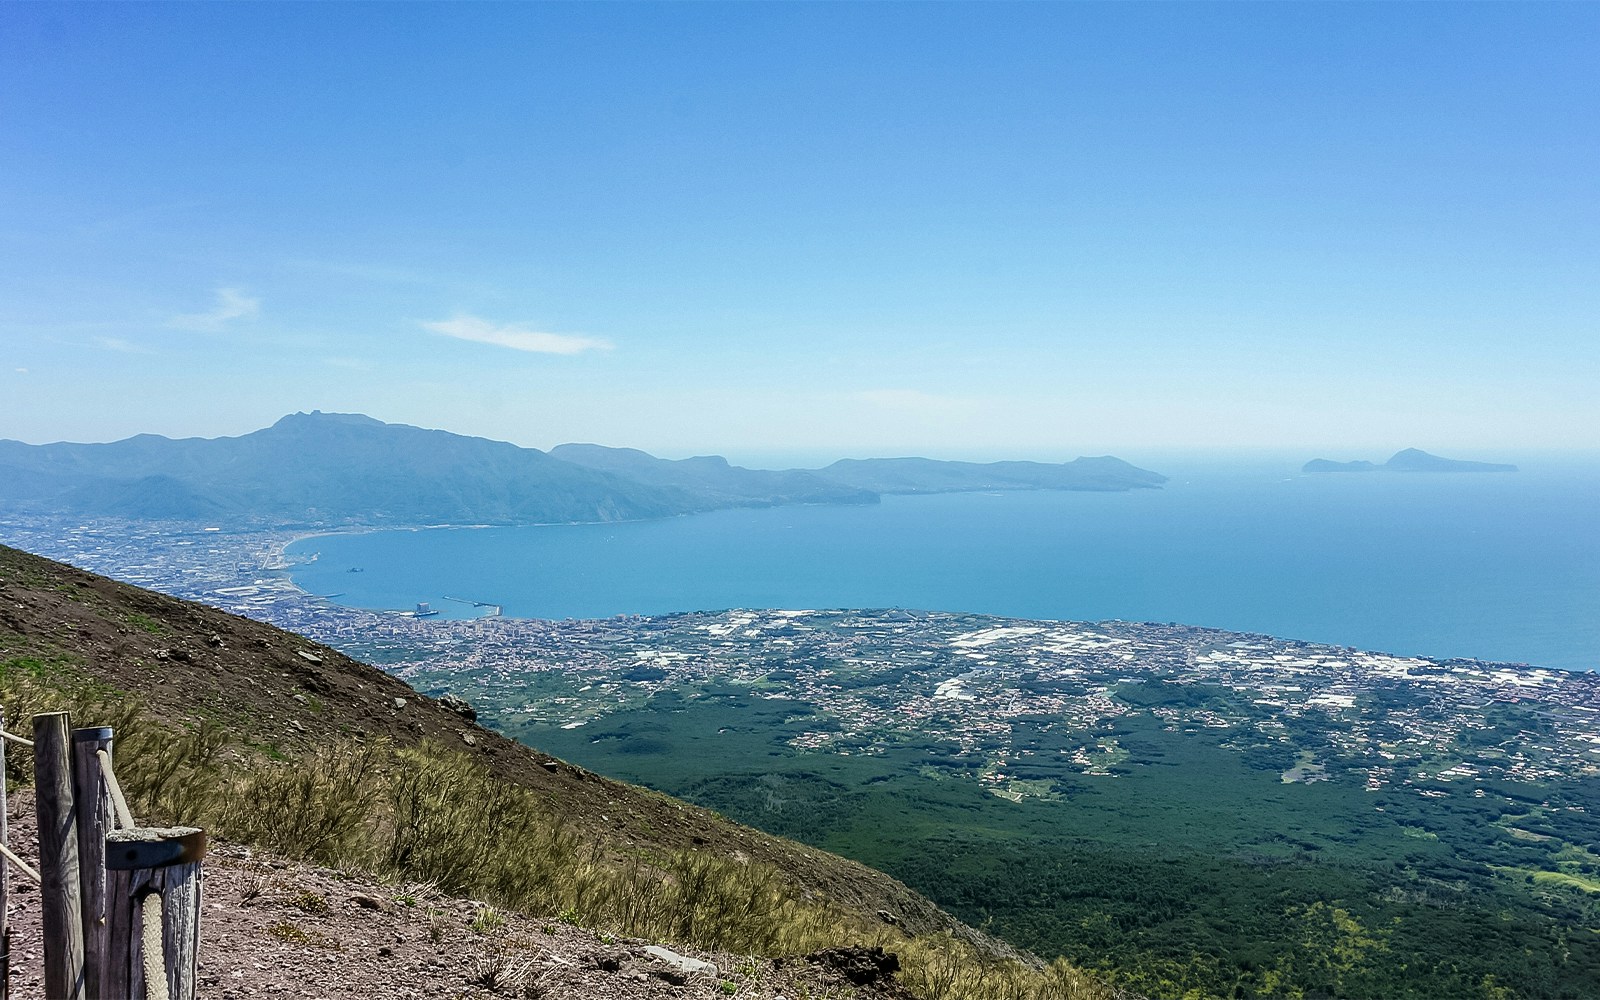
[1,707,11,1000]
[105,827,205,1000]
[34,712,87,1000]
[72,727,114,1000]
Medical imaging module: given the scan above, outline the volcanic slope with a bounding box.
[0,543,1113,1000]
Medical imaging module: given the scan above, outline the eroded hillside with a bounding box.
[0,543,1116,1000]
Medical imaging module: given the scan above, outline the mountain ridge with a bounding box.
[1,411,1166,527]
[549,442,880,507]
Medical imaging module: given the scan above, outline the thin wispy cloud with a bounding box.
[170,287,260,332]
[422,315,612,355]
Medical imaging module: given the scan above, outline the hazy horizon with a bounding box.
[4,5,1597,454]
[3,406,1586,477]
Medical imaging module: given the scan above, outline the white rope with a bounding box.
[0,842,40,884]
[142,891,169,1000]
[96,749,136,829]
[0,729,33,747]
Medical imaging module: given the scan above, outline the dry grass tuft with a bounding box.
[1,671,1124,1000]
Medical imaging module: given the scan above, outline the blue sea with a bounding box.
[286,456,1600,671]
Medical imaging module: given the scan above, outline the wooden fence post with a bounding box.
[1,707,10,1000]
[33,711,86,1000]
[72,727,113,1000]
[105,827,205,1000]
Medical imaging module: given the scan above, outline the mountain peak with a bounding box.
[271,410,387,429]
[2,415,1165,525]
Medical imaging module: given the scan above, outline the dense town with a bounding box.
[5,515,1596,804]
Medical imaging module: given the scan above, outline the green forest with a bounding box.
[466,672,1600,1000]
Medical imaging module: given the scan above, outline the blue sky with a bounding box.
[3,3,1596,462]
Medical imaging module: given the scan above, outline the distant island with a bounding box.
[1303,448,1517,474]
[0,411,1166,527]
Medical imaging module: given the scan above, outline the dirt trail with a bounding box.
[2,791,909,1000]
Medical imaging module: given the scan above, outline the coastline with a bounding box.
[264,475,1600,672]
[270,520,598,619]
[2,510,1591,673]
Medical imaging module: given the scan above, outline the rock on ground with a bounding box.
[1,791,910,1000]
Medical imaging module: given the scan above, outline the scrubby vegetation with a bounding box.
[0,666,1119,1000]
[503,673,1600,1000]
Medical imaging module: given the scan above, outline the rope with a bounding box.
[0,730,33,747]
[96,749,136,829]
[142,891,169,1000]
[0,843,40,884]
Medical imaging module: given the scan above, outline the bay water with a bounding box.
[286,457,1600,671]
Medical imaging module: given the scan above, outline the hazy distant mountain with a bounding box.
[0,412,686,526]
[812,455,1168,493]
[1303,448,1518,474]
[1383,448,1518,473]
[550,445,1165,499]
[549,443,878,507]
[0,412,1166,526]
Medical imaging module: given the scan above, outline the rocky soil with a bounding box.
[0,543,973,940]
[2,790,911,1000]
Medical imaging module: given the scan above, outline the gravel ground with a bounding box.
[2,791,909,1000]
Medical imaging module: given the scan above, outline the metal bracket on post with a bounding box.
[105,827,206,1000]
